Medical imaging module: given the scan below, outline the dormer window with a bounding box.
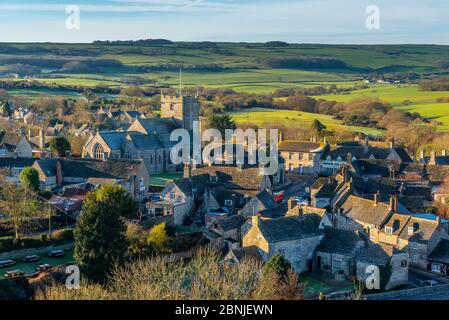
[210,176,218,183]
[385,226,393,235]
[225,200,233,206]
[326,156,332,162]
[337,156,342,163]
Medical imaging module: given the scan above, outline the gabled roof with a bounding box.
[35,158,144,180]
[230,246,263,262]
[216,214,246,232]
[356,243,399,266]
[429,239,449,264]
[257,215,323,243]
[278,141,324,153]
[383,213,411,236]
[390,147,413,163]
[0,131,22,151]
[0,157,36,169]
[134,117,182,135]
[339,195,392,227]
[398,216,441,243]
[317,228,362,255]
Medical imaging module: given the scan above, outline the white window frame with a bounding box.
[334,260,342,269]
[408,227,414,236]
[224,199,233,206]
[431,264,442,273]
[385,226,393,235]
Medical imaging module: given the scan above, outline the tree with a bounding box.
[310,119,327,136]
[0,178,41,241]
[205,112,236,136]
[49,137,71,157]
[70,136,87,157]
[264,254,292,279]
[19,167,40,192]
[74,186,135,284]
[147,222,172,253]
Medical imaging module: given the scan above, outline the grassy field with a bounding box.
[150,172,183,187]
[313,84,449,106]
[230,108,384,136]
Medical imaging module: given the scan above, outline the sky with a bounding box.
[0,0,449,44]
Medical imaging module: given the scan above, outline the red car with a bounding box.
[273,192,285,203]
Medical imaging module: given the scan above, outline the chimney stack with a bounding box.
[430,151,436,165]
[390,195,398,213]
[390,139,395,149]
[39,126,45,150]
[28,128,33,139]
[442,150,447,157]
[420,150,425,161]
[374,192,380,205]
[183,163,192,178]
[288,197,297,211]
[252,214,260,228]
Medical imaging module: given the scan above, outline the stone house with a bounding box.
[311,177,338,208]
[320,140,412,175]
[224,246,263,264]
[355,243,409,291]
[428,239,449,275]
[0,131,34,158]
[315,228,365,279]
[279,140,329,175]
[239,189,284,218]
[243,214,324,273]
[205,214,246,251]
[33,158,149,201]
[0,157,36,183]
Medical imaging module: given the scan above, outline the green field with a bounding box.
[150,172,183,187]
[230,108,384,136]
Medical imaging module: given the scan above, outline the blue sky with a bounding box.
[0,0,448,44]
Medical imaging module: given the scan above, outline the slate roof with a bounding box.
[391,147,413,163]
[0,157,36,169]
[315,179,338,198]
[398,216,440,243]
[278,141,324,153]
[256,190,279,210]
[317,228,362,255]
[35,158,144,180]
[366,284,449,300]
[327,145,369,161]
[217,214,246,232]
[231,246,263,262]
[383,213,411,236]
[356,243,398,266]
[339,195,392,227]
[429,239,449,264]
[0,131,21,151]
[128,132,163,150]
[258,215,323,243]
[99,131,130,150]
[172,173,210,196]
[192,165,266,190]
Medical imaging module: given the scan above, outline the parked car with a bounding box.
[22,255,40,263]
[48,250,65,258]
[422,280,440,287]
[294,196,310,206]
[0,260,16,268]
[273,192,285,203]
[4,270,25,278]
[36,264,52,272]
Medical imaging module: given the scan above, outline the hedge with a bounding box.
[0,229,74,253]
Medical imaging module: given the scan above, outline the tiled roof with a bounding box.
[356,243,398,266]
[0,157,36,169]
[0,131,21,151]
[383,213,411,236]
[258,215,323,243]
[278,141,323,153]
[339,195,392,227]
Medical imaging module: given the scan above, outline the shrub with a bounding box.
[0,236,14,252]
[52,228,74,242]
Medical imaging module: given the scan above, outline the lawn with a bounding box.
[300,275,353,299]
[230,108,384,136]
[150,172,183,187]
[0,248,74,280]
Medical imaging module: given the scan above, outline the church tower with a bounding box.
[160,94,199,131]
